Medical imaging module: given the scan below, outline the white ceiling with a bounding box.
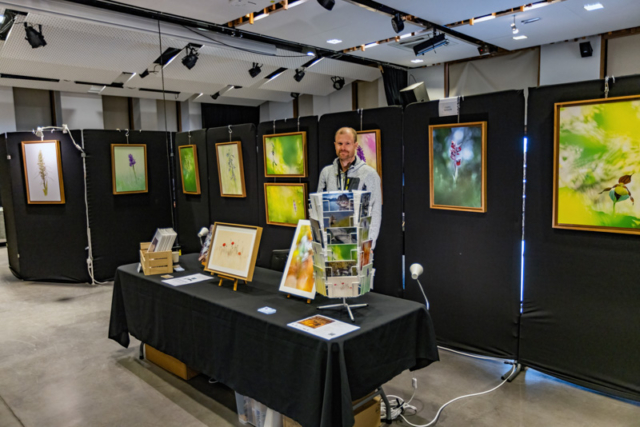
[0,0,638,105]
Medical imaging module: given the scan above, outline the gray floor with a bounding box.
[0,248,638,427]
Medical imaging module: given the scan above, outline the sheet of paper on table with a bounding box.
[162,273,213,286]
[287,315,360,340]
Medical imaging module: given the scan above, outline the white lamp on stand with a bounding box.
[409,263,429,310]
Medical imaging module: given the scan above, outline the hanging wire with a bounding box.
[228,125,233,142]
[297,116,300,132]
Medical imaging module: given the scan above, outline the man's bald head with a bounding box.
[335,127,358,144]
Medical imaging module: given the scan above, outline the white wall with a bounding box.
[377,77,387,107]
[132,98,158,130]
[540,36,601,86]
[156,100,177,132]
[408,65,445,101]
[180,100,202,131]
[0,86,17,134]
[298,95,314,117]
[313,83,353,118]
[259,100,294,122]
[60,92,104,129]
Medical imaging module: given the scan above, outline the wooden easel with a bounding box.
[218,274,243,291]
[287,294,312,304]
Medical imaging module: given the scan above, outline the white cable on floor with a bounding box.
[399,364,516,427]
[438,346,515,363]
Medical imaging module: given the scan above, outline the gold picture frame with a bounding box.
[356,129,382,180]
[21,140,66,204]
[263,131,308,178]
[178,145,201,195]
[429,122,487,212]
[264,183,308,227]
[215,141,247,198]
[553,95,640,235]
[111,144,148,195]
[204,222,263,282]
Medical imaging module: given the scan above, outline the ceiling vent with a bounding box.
[389,33,458,53]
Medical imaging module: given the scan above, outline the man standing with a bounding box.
[318,127,382,247]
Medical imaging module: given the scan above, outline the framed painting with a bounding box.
[21,140,65,204]
[111,144,148,195]
[429,122,487,212]
[553,95,640,235]
[204,222,263,282]
[263,131,307,177]
[356,130,382,179]
[279,220,316,299]
[264,183,308,227]
[178,145,201,195]
[215,141,246,197]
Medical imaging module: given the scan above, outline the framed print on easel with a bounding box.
[263,131,307,178]
[429,122,487,213]
[215,141,246,197]
[178,145,201,195]
[204,222,263,282]
[21,140,65,204]
[111,144,148,195]
[553,95,640,235]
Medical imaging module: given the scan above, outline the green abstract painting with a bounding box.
[429,122,487,212]
[554,96,640,235]
[179,145,200,194]
[263,132,307,177]
[265,183,307,227]
[112,144,147,194]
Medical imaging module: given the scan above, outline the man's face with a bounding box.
[334,132,358,162]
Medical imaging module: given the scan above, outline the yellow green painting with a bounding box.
[179,145,200,194]
[216,141,246,197]
[554,96,640,235]
[265,183,307,227]
[263,132,307,177]
[111,144,147,194]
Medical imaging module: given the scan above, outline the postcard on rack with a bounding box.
[326,227,358,245]
[309,193,323,221]
[323,210,354,228]
[312,242,325,267]
[288,315,359,340]
[313,265,327,296]
[322,192,354,212]
[310,218,325,247]
[325,260,358,277]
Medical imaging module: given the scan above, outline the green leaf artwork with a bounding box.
[179,145,200,194]
[555,97,640,234]
[265,184,307,227]
[112,145,147,194]
[430,122,486,212]
[264,133,306,177]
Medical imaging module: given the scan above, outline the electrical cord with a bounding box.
[398,364,516,427]
[438,346,515,363]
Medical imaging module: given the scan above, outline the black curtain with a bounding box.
[404,91,525,358]
[520,75,640,401]
[201,104,260,128]
[381,66,408,106]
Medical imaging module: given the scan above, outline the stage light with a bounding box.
[317,0,335,11]
[139,69,150,78]
[211,92,220,100]
[248,62,262,78]
[391,13,404,34]
[291,92,300,99]
[511,16,519,34]
[24,23,46,48]
[331,76,345,91]
[294,68,305,82]
[181,46,199,70]
[580,41,593,57]
[413,33,447,56]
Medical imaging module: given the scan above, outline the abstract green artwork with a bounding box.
[216,141,246,197]
[429,122,487,212]
[264,183,307,227]
[179,145,200,195]
[554,95,640,235]
[263,132,307,177]
[111,144,147,194]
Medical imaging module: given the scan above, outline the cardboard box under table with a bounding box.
[108,253,438,427]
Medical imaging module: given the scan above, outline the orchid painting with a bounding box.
[22,140,65,204]
[554,96,640,234]
[112,144,147,194]
[429,122,487,212]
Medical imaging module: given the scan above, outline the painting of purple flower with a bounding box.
[129,154,137,179]
[113,145,147,193]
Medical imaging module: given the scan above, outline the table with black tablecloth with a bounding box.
[108,254,439,427]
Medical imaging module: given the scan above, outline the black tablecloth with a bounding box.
[109,254,439,427]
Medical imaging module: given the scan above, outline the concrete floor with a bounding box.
[0,248,638,427]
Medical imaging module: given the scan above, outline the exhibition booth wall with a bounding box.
[403,91,525,360]
[520,75,640,401]
[318,107,405,298]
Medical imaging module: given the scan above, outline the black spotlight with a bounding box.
[24,23,46,48]
[139,69,150,79]
[317,0,335,11]
[291,92,300,99]
[211,92,220,100]
[391,13,404,34]
[331,76,345,91]
[249,62,262,78]
[579,41,593,58]
[181,46,199,70]
[294,68,305,82]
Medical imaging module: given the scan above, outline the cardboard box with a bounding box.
[283,395,381,427]
[144,344,198,380]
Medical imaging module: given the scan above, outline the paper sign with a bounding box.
[439,97,460,117]
[288,315,359,340]
[162,273,212,286]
